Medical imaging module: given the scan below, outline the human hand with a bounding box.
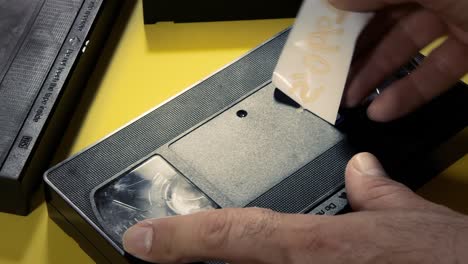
[122,152,468,264]
[331,0,468,122]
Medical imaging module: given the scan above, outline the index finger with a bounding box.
[122,208,325,263]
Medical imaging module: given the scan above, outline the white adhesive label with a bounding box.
[273,0,373,124]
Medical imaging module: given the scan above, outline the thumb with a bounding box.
[345,152,430,211]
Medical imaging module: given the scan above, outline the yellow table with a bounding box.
[0,1,466,263]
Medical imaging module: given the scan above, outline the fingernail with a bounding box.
[352,153,388,178]
[123,221,153,257]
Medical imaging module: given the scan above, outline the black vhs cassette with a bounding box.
[142,0,303,24]
[0,0,121,215]
[45,30,468,263]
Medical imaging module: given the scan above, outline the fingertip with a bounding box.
[342,92,359,108]
[345,153,374,195]
[345,154,359,185]
[343,67,377,109]
[345,152,391,211]
[123,221,154,260]
[347,152,388,180]
[343,83,365,108]
[346,153,433,211]
[367,102,390,122]
[367,97,400,123]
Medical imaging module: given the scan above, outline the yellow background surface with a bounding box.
[0,1,466,263]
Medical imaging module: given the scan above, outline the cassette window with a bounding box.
[92,155,217,244]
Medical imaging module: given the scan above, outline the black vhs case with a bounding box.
[45,29,468,264]
[142,0,303,24]
[0,0,122,215]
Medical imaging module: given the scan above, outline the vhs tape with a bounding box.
[45,30,468,263]
[0,0,122,215]
[142,0,303,24]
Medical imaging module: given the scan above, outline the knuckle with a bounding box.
[371,41,407,76]
[430,52,459,81]
[239,208,279,239]
[198,209,234,250]
[370,53,392,76]
[197,208,282,257]
[299,220,351,260]
[407,75,431,104]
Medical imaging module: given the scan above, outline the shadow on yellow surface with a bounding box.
[45,217,93,264]
[0,204,42,262]
[419,154,468,215]
[144,18,294,52]
[0,203,92,264]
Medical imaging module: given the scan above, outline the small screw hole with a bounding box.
[237,110,248,118]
